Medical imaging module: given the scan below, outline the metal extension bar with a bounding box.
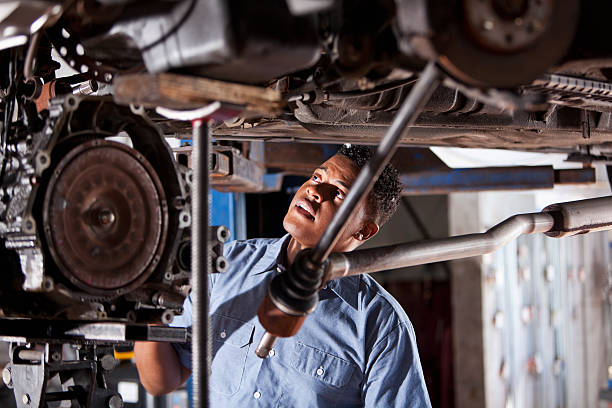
[254,62,443,357]
[310,62,443,264]
[326,196,612,279]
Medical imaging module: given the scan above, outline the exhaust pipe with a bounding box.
[326,196,612,279]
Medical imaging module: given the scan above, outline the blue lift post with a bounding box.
[210,190,247,242]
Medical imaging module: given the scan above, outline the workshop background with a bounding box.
[1,146,611,408]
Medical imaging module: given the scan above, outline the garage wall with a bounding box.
[367,187,611,408]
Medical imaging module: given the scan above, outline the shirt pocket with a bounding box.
[210,314,255,396]
[290,342,356,389]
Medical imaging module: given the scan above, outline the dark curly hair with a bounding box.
[338,144,401,225]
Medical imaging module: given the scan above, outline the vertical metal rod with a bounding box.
[311,62,442,264]
[191,119,211,408]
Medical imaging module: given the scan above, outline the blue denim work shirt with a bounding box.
[171,235,431,407]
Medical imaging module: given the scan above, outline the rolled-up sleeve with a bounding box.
[362,322,431,408]
[169,293,193,370]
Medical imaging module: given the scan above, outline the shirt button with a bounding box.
[220,330,226,339]
[268,349,275,357]
[253,391,261,399]
[316,367,324,376]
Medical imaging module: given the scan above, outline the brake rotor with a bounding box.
[431,0,579,87]
[43,139,168,295]
[462,0,555,54]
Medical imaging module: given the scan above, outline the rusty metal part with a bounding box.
[554,168,596,184]
[113,73,284,115]
[43,140,168,295]
[33,80,75,112]
[462,0,554,54]
[430,0,579,87]
[543,196,612,238]
[173,145,265,192]
[34,81,58,112]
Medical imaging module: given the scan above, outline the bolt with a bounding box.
[104,73,113,82]
[43,277,54,291]
[482,20,494,31]
[97,209,115,226]
[161,311,174,325]
[22,393,31,405]
[100,354,118,371]
[2,366,12,388]
[51,351,61,362]
[107,394,123,408]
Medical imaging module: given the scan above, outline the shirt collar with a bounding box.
[251,234,360,310]
[326,275,360,310]
[250,234,291,275]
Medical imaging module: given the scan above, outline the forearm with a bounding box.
[134,341,191,396]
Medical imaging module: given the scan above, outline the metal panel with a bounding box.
[479,198,609,408]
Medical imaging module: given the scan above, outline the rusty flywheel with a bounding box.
[43,139,168,295]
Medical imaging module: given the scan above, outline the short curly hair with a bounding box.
[338,144,401,225]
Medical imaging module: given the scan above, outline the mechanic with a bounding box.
[134,145,431,407]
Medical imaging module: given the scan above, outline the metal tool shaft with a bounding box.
[255,62,442,357]
[311,62,442,264]
[191,119,211,408]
